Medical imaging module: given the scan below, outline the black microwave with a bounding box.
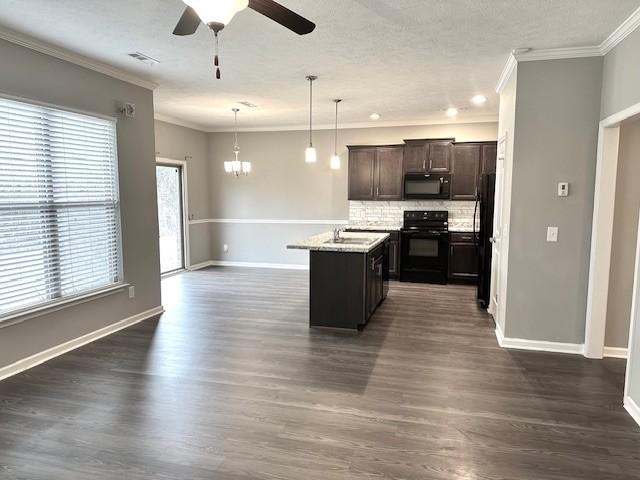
[403,173,451,199]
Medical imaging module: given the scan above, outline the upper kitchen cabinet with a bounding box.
[348,145,404,201]
[375,146,404,200]
[481,142,498,175]
[403,139,453,174]
[348,147,376,200]
[451,143,481,201]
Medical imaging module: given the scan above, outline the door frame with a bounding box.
[584,101,640,359]
[489,135,508,332]
[156,157,191,272]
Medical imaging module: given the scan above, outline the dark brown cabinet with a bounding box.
[481,143,498,175]
[366,245,385,318]
[403,139,452,174]
[448,232,479,283]
[348,147,376,200]
[348,145,403,201]
[346,230,400,280]
[451,144,481,200]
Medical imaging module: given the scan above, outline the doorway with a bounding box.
[156,159,189,275]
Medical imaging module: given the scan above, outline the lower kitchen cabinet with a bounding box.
[346,230,400,279]
[448,232,479,283]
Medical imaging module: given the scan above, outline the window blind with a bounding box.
[0,97,122,318]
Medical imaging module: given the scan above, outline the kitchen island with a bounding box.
[287,231,390,330]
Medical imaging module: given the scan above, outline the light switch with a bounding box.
[558,182,569,197]
[547,227,559,243]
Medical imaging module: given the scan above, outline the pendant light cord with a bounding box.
[334,100,339,155]
[309,78,313,147]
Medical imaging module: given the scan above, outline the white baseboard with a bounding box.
[190,260,309,271]
[604,346,629,359]
[187,260,215,271]
[0,305,164,382]
[625,396,640,427]
[494,322,505,347]
[497,333,584,355]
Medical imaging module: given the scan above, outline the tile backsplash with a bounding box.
[349,200,477,231]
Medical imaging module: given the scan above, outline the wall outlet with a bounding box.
[128,286,135,299]
[223,244,229,253]
[558,182,569,197]
[547,227,559,243]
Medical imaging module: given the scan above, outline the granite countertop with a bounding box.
[287,231,390,253]
[346,224,402,232]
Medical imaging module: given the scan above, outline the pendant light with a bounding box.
[224,108,251,176]
[330,99,342,170]
[305,75,317,163]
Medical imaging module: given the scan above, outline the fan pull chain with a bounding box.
[214,31,221,79]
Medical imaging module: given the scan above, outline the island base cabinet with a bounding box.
[309,245,387,330]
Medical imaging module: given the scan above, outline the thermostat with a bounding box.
[558,182,569,197]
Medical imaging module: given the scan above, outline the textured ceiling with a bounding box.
[0,0,638,130]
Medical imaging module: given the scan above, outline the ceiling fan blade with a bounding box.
[173,6,201,36]
[248,0,316,35]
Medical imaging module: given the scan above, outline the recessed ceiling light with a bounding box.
[471,95,487,105]
[369,113,381,120]
[446,108,459,117]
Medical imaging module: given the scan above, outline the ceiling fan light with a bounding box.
[305,146,317,163]
[330,154,341,170]
[184,0,249,26]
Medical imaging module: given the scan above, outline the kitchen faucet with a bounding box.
[333,227,345,242]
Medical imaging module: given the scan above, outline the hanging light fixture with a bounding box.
[224,108,251,176]
[305,75,317,163]
[330,99,342,170]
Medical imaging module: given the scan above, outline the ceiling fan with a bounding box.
[173,0,316,78]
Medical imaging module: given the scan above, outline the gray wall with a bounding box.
[601,28,640,120]
[0,39,161,369]
[154,120,212,265]
[206,123,498,265]
[605,120,640,349]
[504,58,603,343]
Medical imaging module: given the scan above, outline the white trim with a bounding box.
[187,260,215,272]
[207,116,499,133]
[188,260,308,271]
[495,54,517,94]
[0,283,129,329]
[514,46,603,62]
[0,306,164,382]
[624,215,640,401]
[156,157,191,269]
[494,321,505,347]
[189,218,349,226]
[624,396,640,427]
[0,26,157,91]
[498,336,585,355]
[0,91,118,122]
[210,260,309,270]
[601,6,640,55]
[154,114,208,132]
[604,347,628,359]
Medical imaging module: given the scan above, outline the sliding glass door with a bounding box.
[156,164,185,274]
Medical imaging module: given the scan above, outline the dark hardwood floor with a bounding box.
[0,267,638,479]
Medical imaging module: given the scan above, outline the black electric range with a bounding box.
[399,211,449,284]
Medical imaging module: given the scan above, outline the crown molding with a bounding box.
[600,5,640,55]
[154,113,209,132]
[495,6,640,94]
[0,27,158,91]
[514,45,603,62]
[495,54,517,94]
[205,115,499,133]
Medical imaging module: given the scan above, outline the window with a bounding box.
[0,97,122,319]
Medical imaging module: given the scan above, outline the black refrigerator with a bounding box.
[476,173,496,309]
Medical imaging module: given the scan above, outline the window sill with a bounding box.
[0,283,130,329]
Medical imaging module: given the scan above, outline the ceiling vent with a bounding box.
[128,52,160,66]
[237,101,258,108]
